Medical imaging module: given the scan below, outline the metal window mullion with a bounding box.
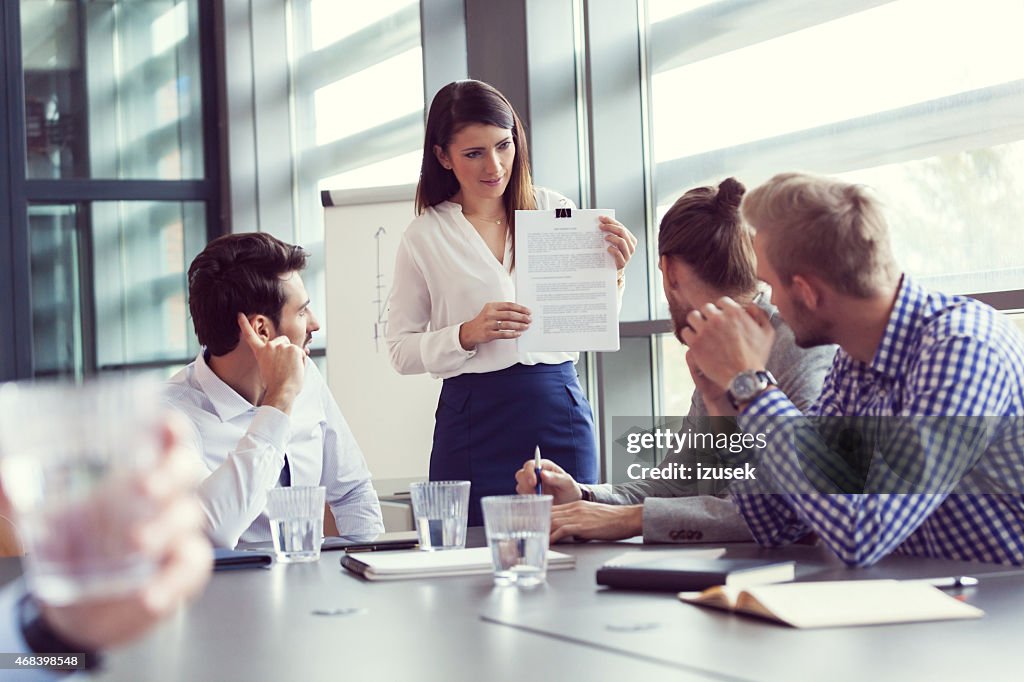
[585,0,655,476]
[201,0,225,240]
[0,1,15,381]
[969,290,1024,312]
[420,0,468,102]
[74,0,92,178]
[78,201,97,377]
[24,178,213,202]
[2,0,35,380]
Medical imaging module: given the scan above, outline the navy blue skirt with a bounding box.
[430,362,598,526]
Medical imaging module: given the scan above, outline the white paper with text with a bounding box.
[514,208,620,352]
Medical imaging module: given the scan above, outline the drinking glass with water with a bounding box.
[481,495,552,587]
[409,481,470,550]
[0,378,163,605]
[265,486,325,563]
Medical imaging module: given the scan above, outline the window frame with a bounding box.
[0,0,224,381]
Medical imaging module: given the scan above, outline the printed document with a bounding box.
[515,208,620,352]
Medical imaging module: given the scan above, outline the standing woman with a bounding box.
[387,80,637,524]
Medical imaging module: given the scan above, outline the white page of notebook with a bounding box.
[744,579,984,628]
[355,547,574,576]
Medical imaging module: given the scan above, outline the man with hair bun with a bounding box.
[683,171,1024,567]
[165,232,384,548]
[514,178,835,543]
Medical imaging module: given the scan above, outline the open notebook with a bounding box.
[341,547,576,581]
[679,579,984,628]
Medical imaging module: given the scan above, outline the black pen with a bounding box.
[343,541,419,553]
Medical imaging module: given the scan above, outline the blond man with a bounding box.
[683,172,1024,567]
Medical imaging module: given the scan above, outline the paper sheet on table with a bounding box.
[514,208,620,352]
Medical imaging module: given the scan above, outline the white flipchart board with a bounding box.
[323,186,439,484]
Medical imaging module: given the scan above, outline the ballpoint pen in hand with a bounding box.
[534,445,543,495]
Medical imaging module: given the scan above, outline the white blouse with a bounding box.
[387,187,584,379]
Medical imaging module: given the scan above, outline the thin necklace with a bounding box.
[465,212,505,225]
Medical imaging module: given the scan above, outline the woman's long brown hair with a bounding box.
[416,80,537,267]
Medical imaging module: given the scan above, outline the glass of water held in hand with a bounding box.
[481,495,552,587]
[0,378,163,605]
[266,486,325,563]
[409,481,470,550]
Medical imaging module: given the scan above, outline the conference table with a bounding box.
[4,531,1024,681]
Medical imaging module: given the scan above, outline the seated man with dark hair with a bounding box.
[166,233,384,547]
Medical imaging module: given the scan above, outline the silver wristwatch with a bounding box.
[726,369,778,409]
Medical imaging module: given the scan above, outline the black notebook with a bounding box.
[596,556,795,592]
[213,548,274,571]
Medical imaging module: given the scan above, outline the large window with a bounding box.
[29,201,204,377]
[22,0,204,181]
[2,0,220,381]
[645,0,1024,415]
[286,0,425,354]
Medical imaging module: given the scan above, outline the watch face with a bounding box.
[732,373,759,400]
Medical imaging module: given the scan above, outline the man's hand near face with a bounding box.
[681,298,775,394]
[238,313,307,415]
[685,350,736,417]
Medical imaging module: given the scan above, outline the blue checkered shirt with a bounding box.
[735,276,1024,566]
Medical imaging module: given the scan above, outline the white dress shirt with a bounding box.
[388,187,599,379]
[165,352,384,548]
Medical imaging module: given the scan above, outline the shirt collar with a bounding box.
[867,274,928,379]
[194,350,258,422]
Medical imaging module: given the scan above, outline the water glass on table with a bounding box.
[0,378,163,605]
[409,480,470,550]
[265,486,325,563]
[481,494,552,587]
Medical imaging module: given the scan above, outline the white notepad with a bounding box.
[679,579,984,628]
[341,547,576,581]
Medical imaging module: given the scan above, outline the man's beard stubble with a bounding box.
[786,298,832,349]
[668,299,693,346]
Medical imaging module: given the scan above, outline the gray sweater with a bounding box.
[586,296,835,543]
